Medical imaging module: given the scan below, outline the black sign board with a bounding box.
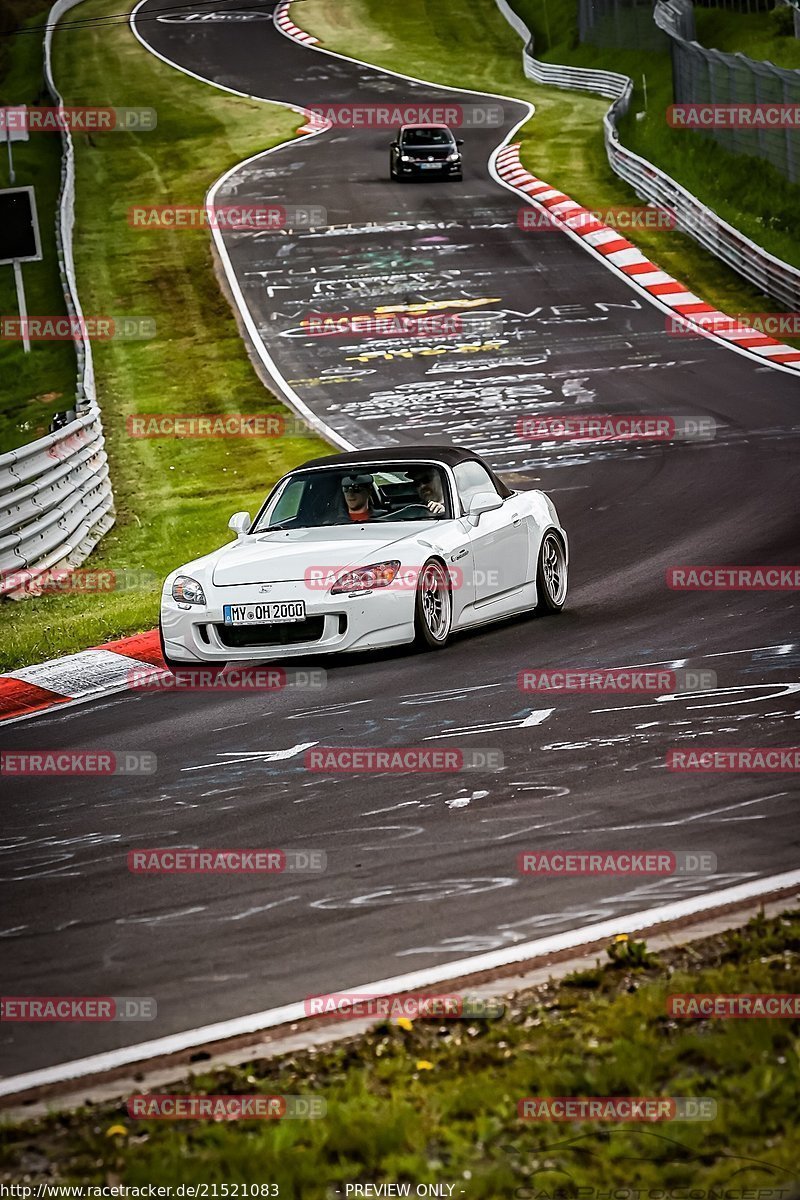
[0,186,42,265]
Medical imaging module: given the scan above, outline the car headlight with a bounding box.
[330,560,401,595]
[447,152,460,161]
[400,154,412,162]
[171,575,206,605]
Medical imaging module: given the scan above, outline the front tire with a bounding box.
[158,619,227,677]
[535,531,568,614]
[414,559,452,650]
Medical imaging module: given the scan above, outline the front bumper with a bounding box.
[396,159,462,176]
[160,579,416,663]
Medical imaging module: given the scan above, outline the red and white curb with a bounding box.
[495,144,800,372]
[0,630,163,725]
[274,0,318,47]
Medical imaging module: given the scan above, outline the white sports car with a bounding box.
[159,446,568,671]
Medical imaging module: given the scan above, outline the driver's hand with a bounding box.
[427,500,445,515]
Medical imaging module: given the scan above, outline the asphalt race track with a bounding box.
[1,0,799,1082]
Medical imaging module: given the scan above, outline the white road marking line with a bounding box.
[583,792,788,832]
[362,800,421,815]
[400,683,504,701]
[425,709,553,738]
[593,681,800,714]
[3,869,798,1099]
[181,743,317,772]
[227,896,300,922]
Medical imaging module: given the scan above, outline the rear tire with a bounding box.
[159,620,227,677]
[414,559,452,650]
[535,531,567,614]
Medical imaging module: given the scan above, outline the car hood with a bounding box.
[211,524,437,586]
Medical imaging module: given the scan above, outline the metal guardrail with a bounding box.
[0,416,114,597]
[0,0,115,600]
[494,0,800,310]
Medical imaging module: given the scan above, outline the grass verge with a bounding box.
[301,0,800,278]
[1,908,798,1194]
[0,0,328,673]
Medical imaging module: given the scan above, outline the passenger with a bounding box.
[340,474,380,522]
[408,466,446,515]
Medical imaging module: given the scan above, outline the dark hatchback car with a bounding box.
[389,124,464,181]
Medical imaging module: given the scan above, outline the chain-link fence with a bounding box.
[578,0,669,49]
[655,0,800,182]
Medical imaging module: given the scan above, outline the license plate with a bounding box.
[420,163,442,169]
[223,601,306,625]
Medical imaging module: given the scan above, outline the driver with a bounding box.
[407,466,446,515]
[340,473,383,522]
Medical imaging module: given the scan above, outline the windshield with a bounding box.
[252,464,452,532]
[402,128,453,147]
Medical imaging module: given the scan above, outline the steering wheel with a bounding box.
[376,503,437,520]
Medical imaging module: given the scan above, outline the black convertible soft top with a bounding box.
[295,445,513,499]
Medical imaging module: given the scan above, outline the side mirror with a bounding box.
[390,140,398,148]
[456,138,464,146]
[228,511,251,537]
[467,491,503,525]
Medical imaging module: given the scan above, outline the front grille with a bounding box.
[216,617,325,648]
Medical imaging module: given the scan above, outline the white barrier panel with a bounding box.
[495,0,800,310]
